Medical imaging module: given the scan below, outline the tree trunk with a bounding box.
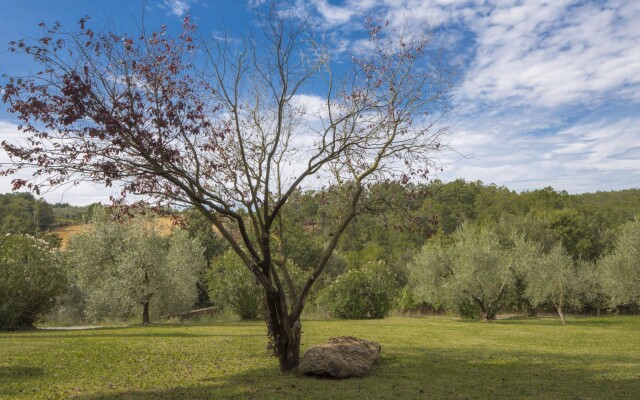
[264,290,302,372]
[142,301,150,324]
[556,305,566,324]
[276,321,301,372]
[473,297,490,321]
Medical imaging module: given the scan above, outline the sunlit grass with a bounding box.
[2,316,639,399]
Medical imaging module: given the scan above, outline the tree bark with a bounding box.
[263,288,302,372]
[142,301,150,324]
[473,297,490,321]
[276,321,301,372]
[556,305,566,324]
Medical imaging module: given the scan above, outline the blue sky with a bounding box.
[0,0,638,205]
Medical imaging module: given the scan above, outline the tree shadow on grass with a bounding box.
[74,345,640,400]
[21,332,266,339]
[0,366,44,397]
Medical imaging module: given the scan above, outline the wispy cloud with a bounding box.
[285,0,640,192]
[461,1,640,108]
[0,121,126,205]
[162,0,192,17]
[437,111,640,193]
[291,0,640,109]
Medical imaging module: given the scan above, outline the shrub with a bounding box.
[206,250,263,320]
[0,234,65,329]
[322,261,398,319]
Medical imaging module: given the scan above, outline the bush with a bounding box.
[0,234,65,329]
[322,261,398,319]
[206,250,263,320]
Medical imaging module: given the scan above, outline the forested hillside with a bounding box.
[3,181,638,261]
[282,180,640,266]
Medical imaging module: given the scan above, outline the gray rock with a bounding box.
[299,336,381,378]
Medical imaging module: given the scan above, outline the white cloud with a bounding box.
[248,0,268,8]
[0,121,122,205]
[162,0,191,17]
[435,113,640,193]
[461,0,640,108]
[290,0,640,109]
[280,0,640,193]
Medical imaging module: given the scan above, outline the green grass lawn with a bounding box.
[1,316,639,399]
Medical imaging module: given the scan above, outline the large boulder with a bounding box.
[299,336,381,378]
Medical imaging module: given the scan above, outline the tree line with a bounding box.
[3,180,638,330]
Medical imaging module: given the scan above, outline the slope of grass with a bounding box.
[1,317,639,399]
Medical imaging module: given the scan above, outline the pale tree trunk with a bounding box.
[556,305,566,324]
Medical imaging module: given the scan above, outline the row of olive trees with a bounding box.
[407,218,640,323]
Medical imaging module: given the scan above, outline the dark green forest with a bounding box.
[281,180,640,266]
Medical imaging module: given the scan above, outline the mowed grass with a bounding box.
[2,317,640,399]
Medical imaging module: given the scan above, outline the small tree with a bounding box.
[601,218,640,308]
[161,229,212,313]
[2,5,456,370]
[34,199,55,231]
[408,225,513,320]
[0,234,65,329]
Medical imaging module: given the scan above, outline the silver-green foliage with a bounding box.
[513,236,581,323]
[66,208,205,322]
[0,234,65,329]
[601,218,640,307]
[409,225,513,320]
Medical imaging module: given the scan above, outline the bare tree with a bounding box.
[1,8,456,371]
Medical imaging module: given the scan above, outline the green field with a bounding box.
[2,317,639,399]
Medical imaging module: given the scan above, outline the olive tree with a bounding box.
[1,6,455,370]
[601,218,640,307]
[322,260,399,319]
[513,237,581,324]
[409,226,514,320]
[66,208,205,323]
